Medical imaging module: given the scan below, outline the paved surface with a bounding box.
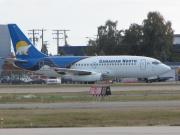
[0,127,180,135]
[0,83,180,93]
[1,101,180,109]
[0,83,179,110]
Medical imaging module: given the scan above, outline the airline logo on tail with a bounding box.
[16,41,31,55]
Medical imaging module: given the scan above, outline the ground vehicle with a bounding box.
[45,77,61,84]
[26,79,46,84]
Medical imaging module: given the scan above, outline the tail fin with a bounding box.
[8,24,47,59]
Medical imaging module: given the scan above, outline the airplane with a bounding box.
[7,24,171,82]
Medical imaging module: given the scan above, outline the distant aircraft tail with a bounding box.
[8,24,47,60]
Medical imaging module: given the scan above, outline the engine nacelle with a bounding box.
[63,73,102,82]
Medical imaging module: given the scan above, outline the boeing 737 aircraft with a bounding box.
[7,24,171,82]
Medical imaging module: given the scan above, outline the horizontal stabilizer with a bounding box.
[4,58,28,63]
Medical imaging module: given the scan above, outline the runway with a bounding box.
[0,127,180,135]
[1,101,180,109]
[0,83,179,110]
[0,83,180,93]
[0,84,180,128]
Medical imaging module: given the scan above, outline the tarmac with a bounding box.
[0,83,180,110]
[0,100,180,109]
[0,83,180,131]
[0,127,180,135]
[0,83,179,93]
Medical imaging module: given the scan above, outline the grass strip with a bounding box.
[0,108,180,128]
[1,90,180,103]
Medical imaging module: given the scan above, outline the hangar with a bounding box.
[0,25,11,72]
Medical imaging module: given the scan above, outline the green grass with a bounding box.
[0,90,180,103]
[0,108,180,128]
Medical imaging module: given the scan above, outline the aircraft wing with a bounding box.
[53,67,92,75]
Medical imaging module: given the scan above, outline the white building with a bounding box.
[173,34,180,53]
[0,25,11,72]
[173,34,180,45]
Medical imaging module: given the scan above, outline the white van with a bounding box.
[46,77,61,84]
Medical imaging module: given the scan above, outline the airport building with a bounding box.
[0,25,11,72]
[172,34,180,53]
[58,46,87,56]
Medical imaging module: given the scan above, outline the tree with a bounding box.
[86,39,98,56]
[142,11,174,61]
[41,44,48,55]
[96,20,123,55]
[87,12,174,61]
[122,23,143,55]
[98,20,118,55]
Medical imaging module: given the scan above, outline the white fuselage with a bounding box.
[36,56,171,82]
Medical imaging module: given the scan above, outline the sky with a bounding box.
[1,0,180,54]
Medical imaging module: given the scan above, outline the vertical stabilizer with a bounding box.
[8,24,46,60]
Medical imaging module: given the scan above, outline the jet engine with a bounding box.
[63,73,102,82]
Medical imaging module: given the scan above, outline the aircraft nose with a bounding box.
[163,64,171,72]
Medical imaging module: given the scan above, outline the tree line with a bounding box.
[86,11,174,62]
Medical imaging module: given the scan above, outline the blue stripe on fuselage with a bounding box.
[15,56,88,70]
[49,56,87,68]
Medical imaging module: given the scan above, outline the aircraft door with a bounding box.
[91,62,97,69]
[140,59,146,70]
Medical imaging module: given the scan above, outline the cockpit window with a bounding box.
[152,61,160,65]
